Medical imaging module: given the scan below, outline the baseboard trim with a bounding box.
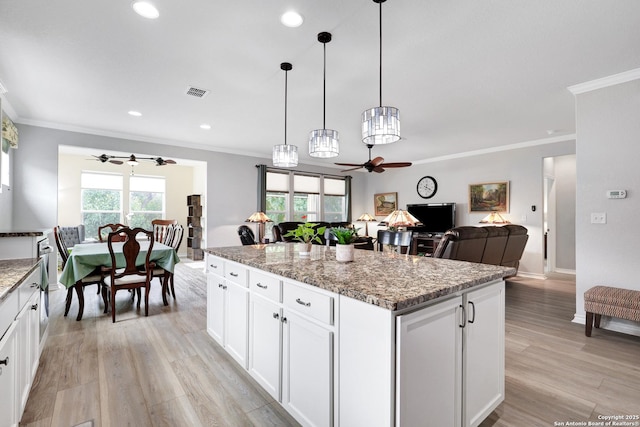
[573,313,640,337]
[554,268,576,275]
[515,272,546,280]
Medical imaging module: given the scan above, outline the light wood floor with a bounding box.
[20,267,640,426]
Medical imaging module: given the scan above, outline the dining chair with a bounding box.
[377,230,413,253]
[54,226,104,318]
[98,223,127,242]
[151,219,177,243]
[102,227,155,323]
[151,223,184,300]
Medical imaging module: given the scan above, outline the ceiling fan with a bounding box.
[335,145,411,173]
[90,153,176,166]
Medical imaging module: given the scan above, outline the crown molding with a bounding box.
[567,68,640,95]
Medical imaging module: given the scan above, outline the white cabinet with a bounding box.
[282,309,333,427]
[395,281,505,427]
[248,293,281,400]
[205,257,249,369]
[0,322,18,427]
[15,275,41,417]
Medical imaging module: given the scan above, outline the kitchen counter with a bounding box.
[205,244,515,311]
[0,258,41,302]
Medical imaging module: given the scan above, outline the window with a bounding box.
[128,176,166,230]
[264,169,349,239]
[81,172,123,239]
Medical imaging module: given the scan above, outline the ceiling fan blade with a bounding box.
[380,162,412,168]
[163,159,176,164]
[92,154,110,163]
[340,166,364,172]
[335,162,364,167]
[109,160,124,165]
[370,156,385,167]
[372,166,385,173]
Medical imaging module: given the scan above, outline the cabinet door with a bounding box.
[28,292,41,380]
[0,321,17,427]
[206,273,226,346]
[225,282,249,369]
[248,294,281,400]
[396,296,463,427]
[464,282,505,427]
[16,302,31,416]
[282,310,333,427]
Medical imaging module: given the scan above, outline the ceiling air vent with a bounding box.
[185,86,210,98]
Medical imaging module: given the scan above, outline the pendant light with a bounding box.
[361,0,400,145]
[273,62,299,167]
[309,32,339,158]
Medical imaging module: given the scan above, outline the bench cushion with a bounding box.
[584,286,640,321]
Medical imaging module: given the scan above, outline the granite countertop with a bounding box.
[0,258,41,302]
[0,229,48,238]
[205,245,516,311]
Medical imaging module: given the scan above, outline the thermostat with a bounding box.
[607,190,627,199]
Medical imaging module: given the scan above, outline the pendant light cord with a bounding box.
[378,0,383,107]
[323,41,327,129]
[284,68,288,146]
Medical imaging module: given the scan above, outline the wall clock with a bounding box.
[417,176,437,199]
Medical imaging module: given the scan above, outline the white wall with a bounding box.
[554,155,576,271]
[575,78,640,336]
[11,124,355,249]
[353,140,576,276]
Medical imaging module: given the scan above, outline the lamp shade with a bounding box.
[362,106,401,145]
[479,211,510,224]
[309,129,339,158]
[246,212,272,223]
[356,213,377,222]
[272,144,298,167]
[382,209,419,228]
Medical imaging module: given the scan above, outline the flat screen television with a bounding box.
[406,203,456,235]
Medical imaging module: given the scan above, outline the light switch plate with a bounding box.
[591,212,606,224]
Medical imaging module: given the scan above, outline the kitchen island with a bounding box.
[205,244,515,427]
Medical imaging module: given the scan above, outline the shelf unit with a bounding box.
[187,194,203,260]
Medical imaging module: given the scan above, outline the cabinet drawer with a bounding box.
[250,271,281,302]
[206,255,224,276]
[283,282,333,325]
[18,269,40,308]
[0,289,19,339]
[225,262,248,287]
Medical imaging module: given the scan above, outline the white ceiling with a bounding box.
[1,1,639,168]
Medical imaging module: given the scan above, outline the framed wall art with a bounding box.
[469,181,509,212]
[374,192,397,216]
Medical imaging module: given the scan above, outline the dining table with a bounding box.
[59,240,180,320]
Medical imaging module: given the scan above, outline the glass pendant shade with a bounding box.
[362,106,400,145]
[273,144,298,167]
[309,128,339,158]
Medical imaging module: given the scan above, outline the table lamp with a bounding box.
[381,210,419,230]
[479,211,510,224]
[356,213,377,236]
[245,211,273,243]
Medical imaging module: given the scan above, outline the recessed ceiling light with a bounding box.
[128,110,142,117]
[132,1,159,19]
[200,124,211,130]
[281,11,304,28]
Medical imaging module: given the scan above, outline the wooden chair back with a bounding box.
[170,224,184,250]
[98,223,127,242]
[152,219,178,243]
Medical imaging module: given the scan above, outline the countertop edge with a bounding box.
[0,258,42,303]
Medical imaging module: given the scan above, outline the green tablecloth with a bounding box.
[59,241,180,288]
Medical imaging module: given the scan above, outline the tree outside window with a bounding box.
[81,172,123,239]
[128,176,165,230]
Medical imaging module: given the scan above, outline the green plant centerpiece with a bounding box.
[329,227,361,245]
[330,226,361,262]
[283,222,326,256]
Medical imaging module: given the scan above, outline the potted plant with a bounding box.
[330,227,361,262]
[283,222,326,256]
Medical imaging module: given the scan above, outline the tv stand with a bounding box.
[410,233,442,256]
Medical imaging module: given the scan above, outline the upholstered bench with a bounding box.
[584,285,640,337]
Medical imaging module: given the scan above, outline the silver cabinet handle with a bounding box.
[273,313,279,319]
[218,283,227,290]
[281,317,288,324]
[256,283,267,289]
[0,357,8,366]
[31,282,39,288]
[31,304,38,310]
[229,272,239,277]
[296,298,311,307]
[209,264,217,268]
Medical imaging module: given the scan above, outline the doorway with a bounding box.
[542,154,576,276]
